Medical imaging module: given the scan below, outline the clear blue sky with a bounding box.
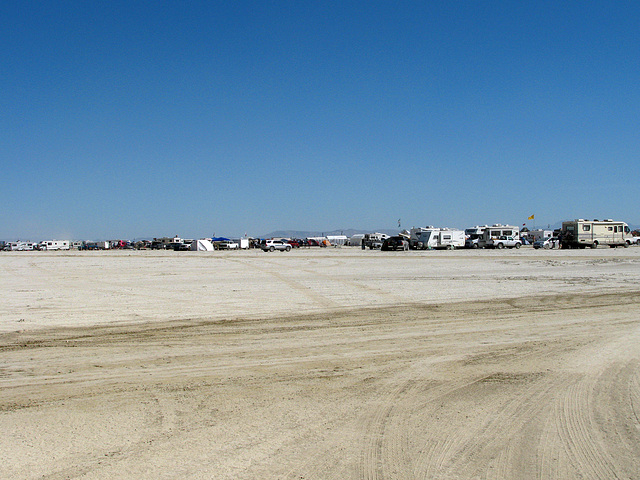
[2,1,639,240]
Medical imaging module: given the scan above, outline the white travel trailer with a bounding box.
[477,224,521,249]
[560,219,632,249]
[39,240,70,251]
[410,227,465,250]
[409,226,434,248]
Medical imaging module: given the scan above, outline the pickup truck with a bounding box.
[487,236,522,249]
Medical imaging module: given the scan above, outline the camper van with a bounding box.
[39,240,70,251]
[477,225,521,249]
[410,227,465,250]
[560,219,632,249]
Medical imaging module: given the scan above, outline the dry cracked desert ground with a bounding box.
[1,247,639,479]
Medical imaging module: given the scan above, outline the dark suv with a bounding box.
[381,236,409,251]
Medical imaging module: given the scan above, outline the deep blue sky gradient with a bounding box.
[2,1,639,239]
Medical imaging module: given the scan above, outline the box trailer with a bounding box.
[560,219,632,249]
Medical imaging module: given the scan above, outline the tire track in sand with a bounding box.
[219,257,339,310]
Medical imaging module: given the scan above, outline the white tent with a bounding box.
[190,239,214,251]
[327,235,348,246]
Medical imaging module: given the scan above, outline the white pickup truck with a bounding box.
[486,235,522,249]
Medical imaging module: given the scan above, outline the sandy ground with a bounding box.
[1,247,639,479]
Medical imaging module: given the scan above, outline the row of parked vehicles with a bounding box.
[4,220,637,253]
[260,237,336,252]
[2,240,79,251]
[361,225,524,251]
[361,219,637,251]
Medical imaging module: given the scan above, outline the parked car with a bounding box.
[218,240,239,250]
[261,239,292,252]
[533,237,559,249]
[381,236,409,251]
[491,236,522,249]
[287,239,301,248]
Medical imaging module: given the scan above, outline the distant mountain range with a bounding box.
[259,228,401,239]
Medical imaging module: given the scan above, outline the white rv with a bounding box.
[477,224,521,249]
[464,225,489,248]
[560,219,632,249]
[410,227,465,250]
[39,240,71,251]
[8,241,37,251]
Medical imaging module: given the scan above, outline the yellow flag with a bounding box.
[528,214,535,220]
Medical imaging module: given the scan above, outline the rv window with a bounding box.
[608,227,613,231]
[625,226,630,233]
[503,230,512,236]
[582,225,590,232]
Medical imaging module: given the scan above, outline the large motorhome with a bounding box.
[410,227,465,250]
[560,219,632,249]
[7,241,37,251]
[477,224,521,249]
[39,240,70,251]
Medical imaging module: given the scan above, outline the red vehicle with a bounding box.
[287,239,300,248]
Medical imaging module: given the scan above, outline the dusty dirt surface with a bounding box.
[1,248,639,479]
